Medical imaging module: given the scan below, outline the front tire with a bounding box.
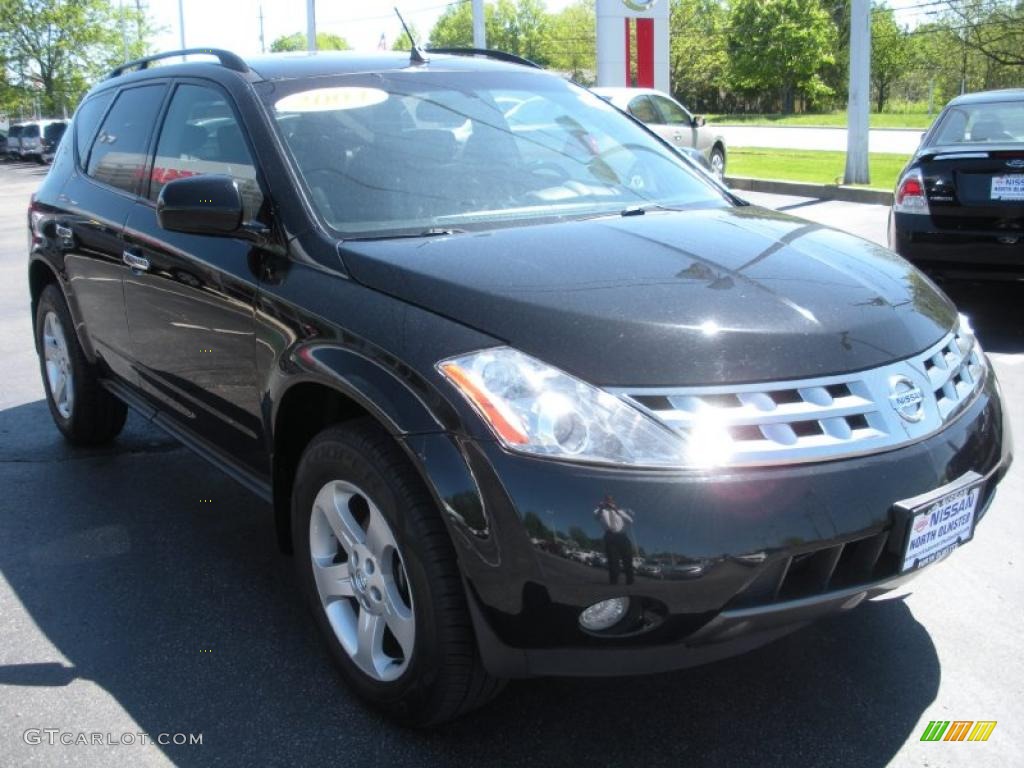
[291,420,503,725]
[35,283,127,444]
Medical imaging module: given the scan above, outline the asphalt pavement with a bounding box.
[1,161,1021,767]
[717,125,923,154]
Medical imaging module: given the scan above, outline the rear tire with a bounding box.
[710,146,726,180]
[291,420,504,725]
[35,283,127,445]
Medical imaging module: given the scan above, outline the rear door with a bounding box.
[56,84,167,383]
[123,80,268,473]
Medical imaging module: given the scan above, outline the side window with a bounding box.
[150,84,264,220]
[86,85,166,194]
[74,94,113,165]
[628,96,659,124]
[651,95,691,126]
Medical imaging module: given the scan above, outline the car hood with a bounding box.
[340,205,957,386]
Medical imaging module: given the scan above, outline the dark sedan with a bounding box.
[889,88,1024,281]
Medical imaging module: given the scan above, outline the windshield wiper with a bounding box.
[344,227,467,242]
[620,203,681,216]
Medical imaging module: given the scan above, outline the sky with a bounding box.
[143,0,947,57]
[144,0,576,55]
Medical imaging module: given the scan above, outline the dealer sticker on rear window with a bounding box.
[901,483,980,572]
[991,174,1024,201]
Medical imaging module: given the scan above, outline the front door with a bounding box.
[123,81,270,473]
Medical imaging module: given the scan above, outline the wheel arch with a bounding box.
[268,352,487,555]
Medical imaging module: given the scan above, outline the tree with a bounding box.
[948,0,1024,68]
[669,0,729,112]
[269,32,350,53]
[545,0,594,82]
[871,5,910,112]
[428,2,476,48]
[428,0,552,65]
[391,22,420,52]
[0,0,153,117]
[727,0,838,113]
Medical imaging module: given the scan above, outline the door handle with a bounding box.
[122,250,150,272]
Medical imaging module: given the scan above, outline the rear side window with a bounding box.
[74,92,115,164]
[149,83,263,219]
[86,85,166,194]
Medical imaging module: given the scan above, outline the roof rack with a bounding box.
[424,47,542,69]
[107,48,248,79]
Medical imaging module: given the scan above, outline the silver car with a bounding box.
[592,87,727,179]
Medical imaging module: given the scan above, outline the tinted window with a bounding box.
[268,72,724,237]
[9,125,23,138]
[628,95,659,124]
[930,100,1024,146]
[74,92,115,165]
[87,85,165,194]
[150,84,263,218]
[45,122,67,142]
[650,95,690,125]
[22,124,40,138]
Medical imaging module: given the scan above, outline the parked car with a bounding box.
[28,48,1011,726]
[889,88,1024,280]
[6,123,24,159]
[17,119,65,162]
[593,86,727,178]
[0,129,7,156]
[40,120,68,164]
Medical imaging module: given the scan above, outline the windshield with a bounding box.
[264,70,726,237]
[929,99,1024,146]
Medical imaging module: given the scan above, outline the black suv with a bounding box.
[28,49,1012,725]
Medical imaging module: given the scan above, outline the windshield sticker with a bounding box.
[275,87,389,113]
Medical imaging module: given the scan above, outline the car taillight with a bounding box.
[894,169,930,215]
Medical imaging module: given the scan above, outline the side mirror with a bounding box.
[157,175,243,236]
[694,115,707,128]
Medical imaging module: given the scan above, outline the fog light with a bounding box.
[579,597,630,632]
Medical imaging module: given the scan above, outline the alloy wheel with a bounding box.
[42,310,74,419]
[309,480,415,682]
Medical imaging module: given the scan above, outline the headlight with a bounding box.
[438,347,686,467]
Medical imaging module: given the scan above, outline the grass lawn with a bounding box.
[728,147,909,190]
[707,112,935,130]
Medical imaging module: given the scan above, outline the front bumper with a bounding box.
[407,365,1011,678]
[891,211,1024,280]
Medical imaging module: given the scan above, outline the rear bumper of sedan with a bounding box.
[891,211,1024,280]
[417,366,1012,678]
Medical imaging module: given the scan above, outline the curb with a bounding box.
[714,123,927,133]
[725,176,894,206]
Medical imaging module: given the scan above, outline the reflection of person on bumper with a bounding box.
[594,495,635,585]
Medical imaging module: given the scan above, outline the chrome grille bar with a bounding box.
[613,323,986,468]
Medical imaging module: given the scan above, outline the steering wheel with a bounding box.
[524,160,570,183]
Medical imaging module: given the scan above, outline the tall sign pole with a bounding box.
[307,0,317,52]
[472,0,486,48]
[844,0,870,185]
[177,0,186,48]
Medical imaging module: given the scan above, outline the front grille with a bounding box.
[613,323,985,468]
[729,530,899,608]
